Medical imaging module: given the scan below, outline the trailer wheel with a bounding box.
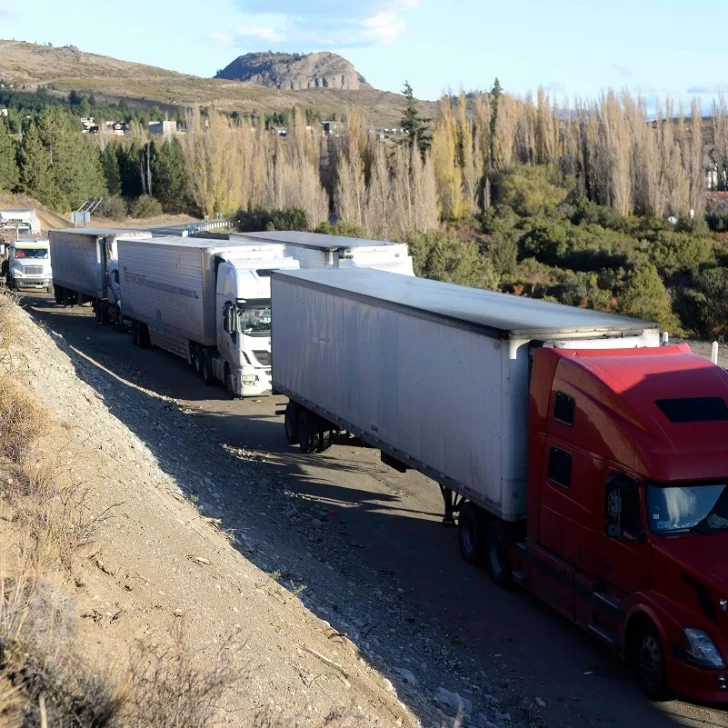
[131,321,140,347]
[138,322,151,349]
[298,409,321,454]
[486,521,513,588]
[201,352,214,386]
[54,286,64,305]
[284,402,300,445]
[458,502,487,566]
[632,621,672,702]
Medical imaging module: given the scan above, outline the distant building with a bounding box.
[148,120,178,138]
[322,121,345,135]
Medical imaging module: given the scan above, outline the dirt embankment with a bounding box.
[0,293,421,726]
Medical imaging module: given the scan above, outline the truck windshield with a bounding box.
[15,248,48,259]
[647,482,728,534]
[238,301,271,336]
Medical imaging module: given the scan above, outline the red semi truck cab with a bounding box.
[511,343,728,701]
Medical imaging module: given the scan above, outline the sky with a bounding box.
[1,0,727,105]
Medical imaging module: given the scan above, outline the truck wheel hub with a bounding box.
[639,636,661,687]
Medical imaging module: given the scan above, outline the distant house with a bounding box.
[322,121,345,135]
[148,120,178,138]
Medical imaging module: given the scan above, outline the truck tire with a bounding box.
[298,409,321,454]
[224,364,236,399]
[201,352,214,386]
[486,521,513,588]
[459,502,487,566]
[54,286,64,305]
[284,402,300,445]
[633,622,672,702]
[139,323,151,349]
[131,320,141,347]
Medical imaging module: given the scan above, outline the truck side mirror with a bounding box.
[605,473,643,542]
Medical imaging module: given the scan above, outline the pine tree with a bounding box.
[489,78,502,167]
[401,81,431,155]
[119,140,144,199]
[18,121,65,209]
[0,119,19,191]
[101,142,122,197]
[151,138,190,212]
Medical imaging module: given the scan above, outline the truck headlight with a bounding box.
[684,628,726,668]
[242,375,257,385]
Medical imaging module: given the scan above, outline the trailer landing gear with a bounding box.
[439,485,463,527]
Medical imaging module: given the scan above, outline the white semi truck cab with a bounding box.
[214,256,297,396]
[117,237,299,398]
[6,238,52,292]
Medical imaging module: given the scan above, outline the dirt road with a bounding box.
[24,292,728,728]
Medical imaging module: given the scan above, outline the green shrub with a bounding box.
[706,206,728,233]
[642,230,714,273]
[100,195,127,222]
[494,165,573,217]
[236,208,308,232]
[406,231,499,290]
[314,220,367,238]
[130,194,163,219]
[570,198,632,233]
[676,215,710,236]
[675,268,728,340]
[618,263,680,333]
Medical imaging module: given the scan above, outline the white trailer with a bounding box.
[272,269,659,522]
[49,228,152,325]
[118,236,299,397]
[232,230,415,276]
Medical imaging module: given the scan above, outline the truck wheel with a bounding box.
[201,352,214,386]
[298,409,321,454]
[54,286,64,305]
[284,402,300,445]
[131,321,140,347]
[94,301,103,324]
[633,623,672,701]
[139,323,151,348]
[459,502,487,566]
[486,521,513,588]
[224,364,236,399]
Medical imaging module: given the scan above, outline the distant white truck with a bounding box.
[117,236,300,397]
[6,238,52,292]
[231,230,415,276]
[48,228,153,327]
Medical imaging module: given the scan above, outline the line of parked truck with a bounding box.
[27,226,728,705]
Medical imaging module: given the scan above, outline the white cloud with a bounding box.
[359,12,406,45]
[209,30,234,45]
[235,26,286,43]
[219,0,419,49]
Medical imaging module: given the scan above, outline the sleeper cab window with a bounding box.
[548,447,572,489]
[554,391,575,426]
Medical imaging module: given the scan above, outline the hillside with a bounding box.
[0,289,425,725]
[0,40,435,126]
[216,51,371,91]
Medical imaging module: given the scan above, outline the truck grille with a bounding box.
[253,350,271,367]
[23,266,43,276]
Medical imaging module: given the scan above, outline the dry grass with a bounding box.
[122,623,241,728]
[0,293,244,728]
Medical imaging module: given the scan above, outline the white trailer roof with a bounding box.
[53,228,152,236]
[239,230,403,251]
[274,268,658,339]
